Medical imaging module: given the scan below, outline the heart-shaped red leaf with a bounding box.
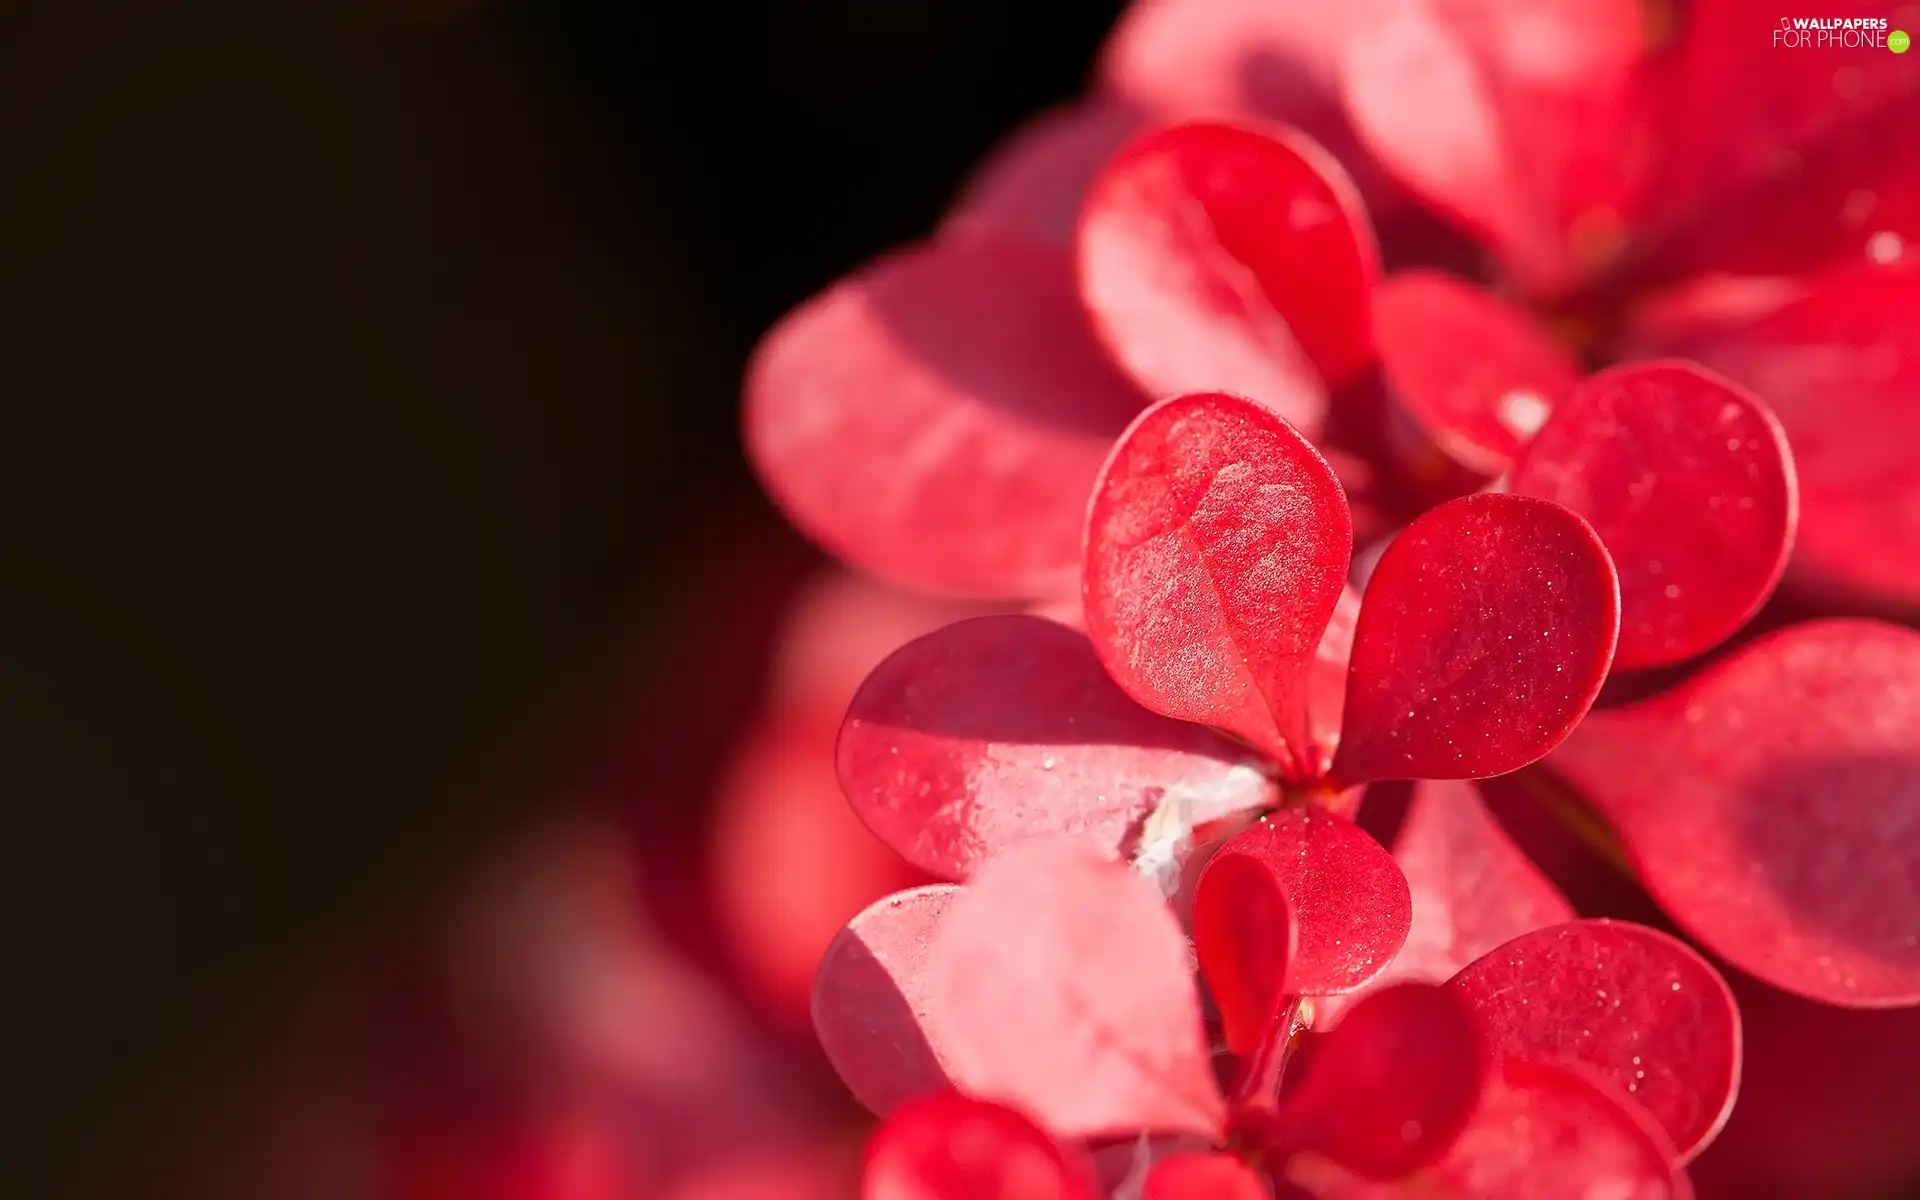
[1322,778,1574,1024]
[943,101,1145,249]
[863,1093,1100,1200]
[1142,1153,1269,1200]
[1675,263,1920,612]
[1373,270,1581,478]
[1447,920,1741,1161]
[744,237,1144,598]
[1509,361,1796,670]
[1077,122,1377,431]
[1191,846,1296,1056]
[1083,392,1353,779]
[813,886,962,1116]
[1270,983,1486,1180]
[1551,619,1920,1008]
[1201,808,1411,1005]
[839,614,1276,882]
[930,841,1227,1140]
[1337,0,1650,295]
[1330,493,1620,787]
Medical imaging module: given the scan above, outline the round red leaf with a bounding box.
[1372,270,1582,478]
[1677,263,1920,612]
[744,237,1145,598]
[1191,848,1296,1056]
[1330,493,1620,787]
[1446,920,1741,1161]
[1509,361,1797,670]
[929,841,1226,1141]
[1551,619,1920,1008]
[1273,982,1485,1180]
[1077,122,1377,431]
[1337,0,1650,295]
[863,1093,1100,1200]
[1083,393,1353,779]
[1322,778,1574,1023]
[813,885,962,1116]
[1206,808,1411,1001]
[943,101,1145,249]
[839,614,1276,882]
[1142,1153,1268,1200]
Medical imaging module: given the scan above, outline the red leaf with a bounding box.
[1095,0,1395,206]
[1676,263,1920,611]
[1330,493,1619,786]
[1371,270,1581,478]
[813,885,962,1115]
[1551,619,1920,1008]
[929,841,1226,1141]
[1306,1059,1691,1199]
[1322,778,1574,1023]
[1191,846,1295,1056]
[744,237,1144,598]
[943,101,1146,249]
[1446,920,1741,1161]
[1142,1153,1268,1200]
[1273,983,1485,1180]
[1508,361,1797,670]
[839,615,1276,882]
[1337,0,1651,295]
[1076,123,1377,432]
[863,1094,1100,1200]
[1083,393,1353,779]
[1201,808,1411,1004]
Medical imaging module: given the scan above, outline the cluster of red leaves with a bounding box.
[742,1,1920,1196]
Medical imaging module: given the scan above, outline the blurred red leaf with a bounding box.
[1330,493,1619,786]
[1077,123,1377,431]
[1509,361,1797,669]
[1372,270,1581,478]
[944,101,1146,249]
[838,615,1275,881]
[813,886,962,1116]
[744,237,1144,598]
[1447,920,1740,1161]
[1191,846,1295,1056]
[1142,1152,1269,1200]
[929,841,1226,1141]
[1083,393,1352,779]
[862,1093,1100,1200]
[1552,619,1920,1008]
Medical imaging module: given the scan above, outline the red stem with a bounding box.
[1230,996,1306,1113]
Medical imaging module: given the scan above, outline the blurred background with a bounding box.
[1,0,1123,1194]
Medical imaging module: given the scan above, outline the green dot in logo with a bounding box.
[1893,29,1912,53]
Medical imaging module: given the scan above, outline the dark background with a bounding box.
[0,0,1120,1193]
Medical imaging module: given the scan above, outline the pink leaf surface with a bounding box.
[1291,1059,1689,1199]
[839,615,1276,881]
[1338,0,1650,295]
[1330,493,1619,786]
[1191,845,1296,1056]
[813,886,962,1116]
[943,101,1146,250]
[1551,619,1920,1008]
[744,237,1144,598]
[1083,393,1353,779]
[1142,1154,1269,1200]
[1447,920,1741,1161]
[1202,808,1412,1001]
[1077,122,1377,431]
[930,841,1226,1141]
[1372,270,1582,478]
[1508,361,1797,670]
[1271,983,1485,1180]
[863,1094,1100,1200]
[1675,263,1920,611]
[1322,778,1573,1023]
